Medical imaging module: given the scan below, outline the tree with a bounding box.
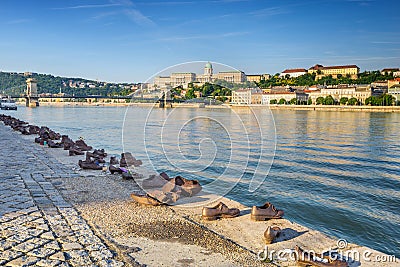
[340,97,348,105]
[290,98,297,105]
[185,88,196,99]
[382,94,394,106]
[270,99,277,104]
[278,98,286,105]
[324,95,335,105]
[316,97,325,105]
[307,97,313,105]
[348,97,358,105]
[365,96,374,106]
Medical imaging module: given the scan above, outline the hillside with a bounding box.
[0,71,135,96]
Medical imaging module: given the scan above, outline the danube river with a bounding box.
[7,105,400,257]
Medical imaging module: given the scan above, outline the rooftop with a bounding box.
[281,68,307,73]
[309,64,359,70]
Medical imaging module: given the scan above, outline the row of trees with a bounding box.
[258,71,395,88]
[172,82,232,102]
[0,72,131,96]
[270,94,399,106]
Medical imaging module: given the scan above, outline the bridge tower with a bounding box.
[25,78,39,107]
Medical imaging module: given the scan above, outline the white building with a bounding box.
[279,68,307,78]
[153,62,247,90]
[261,92,296,105]
[231,89,252,105]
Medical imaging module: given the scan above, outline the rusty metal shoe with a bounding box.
[263,226,281,244]
[162,176,202,197]
[295,245,348,267]
[251,202,284,221]
[120,152,142,167]
[130,193,162,206]
[109,165,123,174]
[78,160,103,170]
[202,202,240,220]
[148,190,180,205]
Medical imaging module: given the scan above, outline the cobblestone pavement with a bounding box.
[0,124,126,267]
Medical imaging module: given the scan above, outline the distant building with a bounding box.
[261,92,296,105]
[381,68,399,75]
[393,71,400,78]
[320,85,371,104]
[231,89,252,105]
[216,70,246,83]
[308,64,360,79]
[153,62,247,90]
[279,68,307,78]
[246,74,270,83]
[170,72,196,88]
[24,72,37,77]
[231,88,262,105]
[388,78,400,101]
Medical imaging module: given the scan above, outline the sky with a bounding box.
[0,0,399,83]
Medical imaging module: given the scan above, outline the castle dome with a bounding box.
[205,62,212,69]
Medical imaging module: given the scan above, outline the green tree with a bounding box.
[270,99,277,104]
[185,88,196,99]
[278,98,286,105]
[324,95,335,105]
[340,97,348,105]
[348,97,358,105]
[307,97,313,105]
[316,97,325,105]
[290,98,297,105]
[382,94,394,106]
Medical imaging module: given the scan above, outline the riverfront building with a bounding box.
[388,78,400,101]
[231,88,263,105]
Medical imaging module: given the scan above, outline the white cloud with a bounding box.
[124,9,156,27]
[6,19,31,24]
[52,4,122,10]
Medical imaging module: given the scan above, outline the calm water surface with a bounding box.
[6,106,400,257]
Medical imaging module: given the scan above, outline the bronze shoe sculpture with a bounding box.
[295,245,348,267]
[148,190,180,205]
[130,193,162,206]
[202,202,240,220]
[120,152,142,167]
[75,139,92,151]
[109,165,123,174]
[110,156,119,165]
[69,147,84,156]
[162,176,202,197]
[263,226,281,244]
[78,160,103,170]
[251,202,284,221]
[142,174,170,189]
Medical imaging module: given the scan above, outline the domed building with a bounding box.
[196,62,214,83]
[153,62,246,90]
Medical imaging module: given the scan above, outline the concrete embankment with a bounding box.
[233,104,400,112]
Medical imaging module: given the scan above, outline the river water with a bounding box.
[5,105,400,257]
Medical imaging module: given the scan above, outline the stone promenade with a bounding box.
[0,124,126,266]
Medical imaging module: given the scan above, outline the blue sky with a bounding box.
[0,0,399,83]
